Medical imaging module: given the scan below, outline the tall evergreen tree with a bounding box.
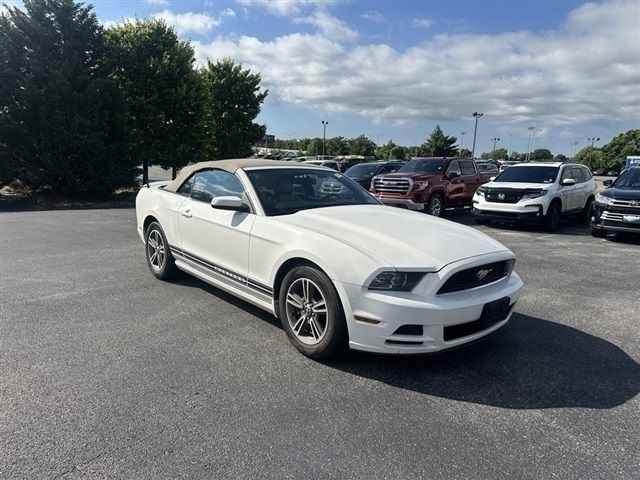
[200,58,268,159]
[104,19,204,181]
[422,125,458,157]
[0,0,133,196]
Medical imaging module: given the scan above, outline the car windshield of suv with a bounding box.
[345,163,379,178]
[246,168,380,216]
[613,169,640,189]
[495,166,559,183]
[398,159,447,174]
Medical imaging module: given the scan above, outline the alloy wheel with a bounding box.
[429,196,442,216]
[285,278,328,345]
[147,229,165,271]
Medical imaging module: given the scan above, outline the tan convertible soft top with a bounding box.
[163,158,295,192]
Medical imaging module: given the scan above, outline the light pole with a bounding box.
[471,112,483,159]
[491,137,500,151]
[459,131,466,156]
[588,137,600,147]
[571,139,579,158]
[506,130,513,159]
[321,120,328,155]
[526,126,536,162]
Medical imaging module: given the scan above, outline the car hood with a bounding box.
[600,187,640,200]
[274,205,510,270]
[377,172,439,180]
[482,181,550,190]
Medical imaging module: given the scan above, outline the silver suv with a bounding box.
[471,162,597,231]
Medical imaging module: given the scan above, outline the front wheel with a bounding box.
[578,197,593,224]
[543,202,561,232]
[591,228,607,238]
[425,193,444,217]
[279,266,348,360]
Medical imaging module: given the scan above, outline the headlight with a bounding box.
[595,193,613,206]
[413,181,428,191]
[521,189,548,199]
[368,271,425,291]
[475,186,487,197]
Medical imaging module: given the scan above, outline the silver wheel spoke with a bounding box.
[287,293,304,309]
[308,319,319,339]
[312,300,327,314]
[148,238,158,249]
[302,279,311,302]
[150,252,158,264]
[293,315,306,335]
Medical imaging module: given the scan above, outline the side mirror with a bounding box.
[211,196,250,212]
[448,171,461,179]
[489,176,496,181]
[603,179,613,186]
[561,178,576,186]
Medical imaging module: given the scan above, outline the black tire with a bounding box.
[425,193,444,217]
[591,228,607,238]
[278,266,348,360]
[543,201,561,232]
[578,197,594,224]
[145,221,178,280]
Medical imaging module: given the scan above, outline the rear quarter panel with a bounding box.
[135,186,186,248]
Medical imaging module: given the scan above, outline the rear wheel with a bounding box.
[145,221,178,280]
[279,266,348,360]
[543,201,561,232]
[578,197,594,224]
[425,193,444,217]
[591,228,607,238]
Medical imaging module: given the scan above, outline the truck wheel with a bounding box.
[425,193,444,217]
[543,201,561,232]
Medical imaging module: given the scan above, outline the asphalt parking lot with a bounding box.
[1,207,639,479]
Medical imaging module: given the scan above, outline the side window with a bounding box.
[177,174,195,196]
[447,160,462,176]
[460,160,476,176]
[560,167,574,182]
[571,167,585,183]
[582,167,592,181]
[191,170,245,203]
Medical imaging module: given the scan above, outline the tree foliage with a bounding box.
[348,135,376,157]
[200,58,268,159]
[529,148,553,161]
[601,129,640,169]
[104,19,204,180]
[480,148,508,161]
[459,148,472,159]
[0,0,134,196]
[421,125,458,157]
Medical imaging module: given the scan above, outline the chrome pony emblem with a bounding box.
[476,269,493,280]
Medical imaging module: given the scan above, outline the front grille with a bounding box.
[320,182,344,193]
[484,188,525,203]
[437,261,511,295]
[601,211,640,228]
[610,199,640,209]
[372,177,411,195]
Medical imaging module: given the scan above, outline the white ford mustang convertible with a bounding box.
[136,159,523,359]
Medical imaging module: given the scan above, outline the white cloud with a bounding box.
[236,0,340,17]
[361,10,385,23]
[412,16,435,29]
[294,10,358,42]
[152,9,220,35]
[194,2,640,128]
[221,8,236,18]
[145,0,169,5]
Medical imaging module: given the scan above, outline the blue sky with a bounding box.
[9,0,640,155]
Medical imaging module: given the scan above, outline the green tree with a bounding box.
[306,138,323,156]
[0,0,133,197]
[421,125,458,157]
[348,135,376,156]
[574,146,605,169]
[390,145,406,160]
[105,19,204,181]
[200,58,268,160]
[601,129,640,169]
[459,148,472,159]
[480,148,508,161]
[529,148,553,161]
[326,136,348,156]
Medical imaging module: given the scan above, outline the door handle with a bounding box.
[179,209,192,218]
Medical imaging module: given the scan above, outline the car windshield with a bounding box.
[613,169,640,189]
[246,168,380,216]
[495,166,559,183]
[398,159,447,174]
[345,163,380,178]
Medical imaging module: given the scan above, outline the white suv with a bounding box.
[471,162,596,231]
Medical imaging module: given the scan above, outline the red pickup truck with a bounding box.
[370,157,493,216]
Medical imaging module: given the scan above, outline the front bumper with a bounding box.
[590,202,640,233]
[339,264,524,355]
[374,195,425,210]
[472,197,545,223]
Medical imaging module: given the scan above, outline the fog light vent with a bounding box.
[393,324,423,336]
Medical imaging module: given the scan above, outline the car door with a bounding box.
[460,160,480,203]
[178,169,256,284]
[559,166,580,211]
[444,160,465,205]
